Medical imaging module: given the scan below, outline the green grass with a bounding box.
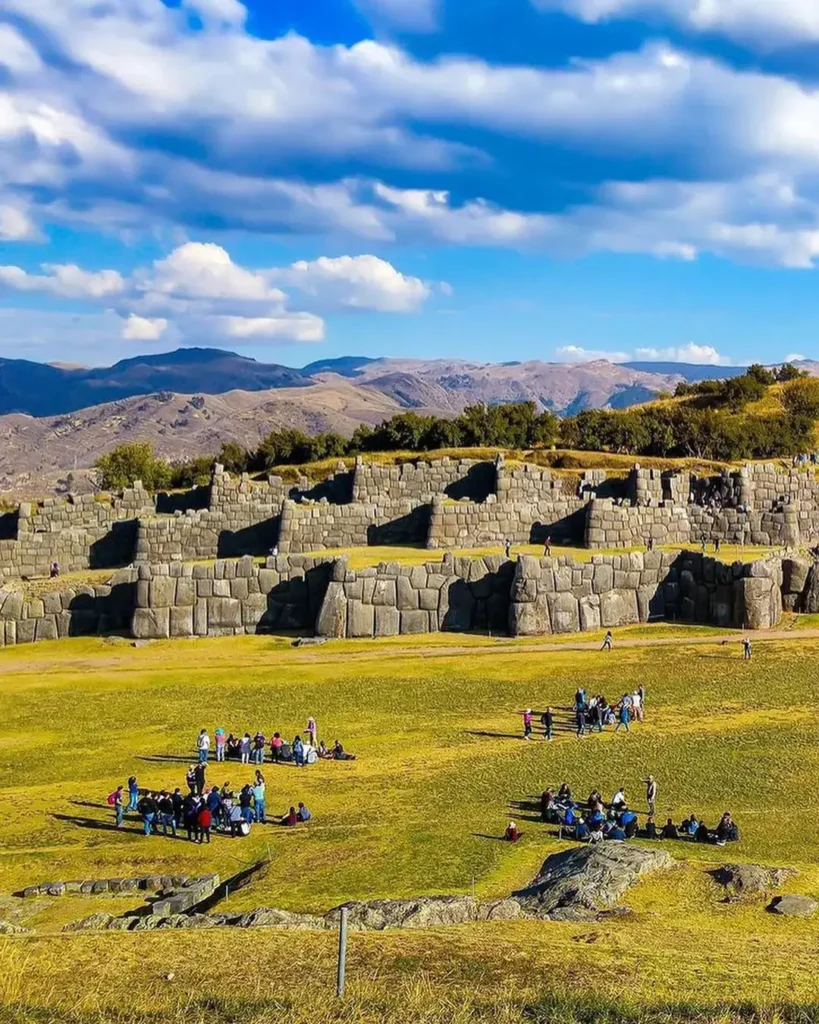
[5,632,819,1017]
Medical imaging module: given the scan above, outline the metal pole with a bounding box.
[336,906,348,998]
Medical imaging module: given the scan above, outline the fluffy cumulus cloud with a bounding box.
[632,343,727,364]
[532,0,819,47]
[121,314,168,342]
[556,342,727,364]
[3,0,819,270]
[0,243,436,345]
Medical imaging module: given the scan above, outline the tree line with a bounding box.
[94,366,819,490]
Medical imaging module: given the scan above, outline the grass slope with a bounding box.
[3,632,819,1020]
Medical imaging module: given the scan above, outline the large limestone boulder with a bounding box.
[513,844,675,920]
[509,594,551,636]
[714,863,795,897]
[769,895,818,917]
[600,589,639,628]
[737,577,782,630]
[315,582,347,638]
[802,565,819,614]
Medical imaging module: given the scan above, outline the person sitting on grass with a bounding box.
[695,819,712,844]
[332,740,356,761]
[661,817,680,840]
[541,788,558,823]
[619,806,639,838]
[297,802,312,822]
[611,787,626,812]
[280,806,298,827]
[558,782,573,803]
[574,815,590,842]
[644,815,658,840]
[505,821,521,842]
[606,822,626,841]
[716,811,740,844]
[681,813,700,837]
[229,802,244,837]
[318,740,334,760]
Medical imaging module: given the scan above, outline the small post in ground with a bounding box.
[337,906,349,998]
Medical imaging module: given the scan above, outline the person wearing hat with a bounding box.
[505,822,521,842]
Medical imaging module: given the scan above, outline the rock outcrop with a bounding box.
[768,895,818,917]
[513,844,675,921]
[714,864,795,897]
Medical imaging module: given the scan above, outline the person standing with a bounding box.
[594,699,605,733]
[504,539,512,560]
[643,775,657,816]
[293,734,305,767]
[631,688,643,723]
[158,791,176,837]
[186,764,197,795]
[306,716,317,748]
[126,776,139,813]
[601,630,613,652]
[743,637,752,661]
[194,760,206,797]
[270,732,283,762]
[215,728,226,762]
[541,707,554,741]
[172,787,184,828]
[253,778,266,823]
[253,731,266,765]
[240,732,251,765]
[197,729,210,763]
[575,706,586,738]
[522,709,533,740]
[138,791,157,837]
[544,535,552,557]
[197,803,212,844]
[110,785,124,828]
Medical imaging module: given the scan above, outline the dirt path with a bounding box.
[300,628,819,664]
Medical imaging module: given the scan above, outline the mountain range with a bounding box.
[0,347,807,496]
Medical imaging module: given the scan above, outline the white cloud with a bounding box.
[121,314,168,342]
[555,345,631,363]
[0,262,125,298]
[785,353,806,362]
[272,254,432,312]
[183,0,247,25]
[556,342,728,365]
[141,242,285,303]
[533,0,819,47]
[633,343,727,365]
[0,204,37,241]
[221,314,325,342]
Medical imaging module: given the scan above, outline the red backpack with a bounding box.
[107,791,118,806]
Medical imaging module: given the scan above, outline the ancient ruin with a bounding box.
[1,455,818,646]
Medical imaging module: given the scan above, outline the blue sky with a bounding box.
[2,0,819,368]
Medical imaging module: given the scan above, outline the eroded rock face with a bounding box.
[62,913,116,932]
[326,896,479,931]
[769,895,818,917]
[0,920,30,934]
[513,844,675,920]
[714,864,795,897]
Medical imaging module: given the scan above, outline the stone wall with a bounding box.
[427,495,588,549]
[352,457,495,503]
[315,553,515,638]
[278,498,429,553]
[508,551,783,635]
[131,555,335,640]
[0,568,137,646]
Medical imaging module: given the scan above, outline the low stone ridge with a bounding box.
[768,895,819,917]
[23,874,196,897]
[150,874,219,918]
[714,864,795,897]
[0,920,30,934]
[513,844,676,921]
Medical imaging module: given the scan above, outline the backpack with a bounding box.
[107,791,118,806]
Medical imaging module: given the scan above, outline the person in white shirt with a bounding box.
[197,729,211,763]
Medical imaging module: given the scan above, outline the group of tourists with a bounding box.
[107,717,357,840]
[532,778,739,846]
[521,685,644,742]
[109,767,313,840]
[194,718,356,767]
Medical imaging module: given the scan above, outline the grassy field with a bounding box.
[3,630,819,1021]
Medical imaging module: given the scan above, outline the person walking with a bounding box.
[126,776,139,813]
[544,535,552,557]
[197,729,210,763]
[541,707,554,741]
[615,702,631,733]
[521,709,533,740]
[643,775,657,816]
[594,699,605,733]
[743,637,752,661]
[601,630,613,652]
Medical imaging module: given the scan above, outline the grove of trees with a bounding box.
[94,365,819,491]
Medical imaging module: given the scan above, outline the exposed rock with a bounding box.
[63,913,116,932]
[714,863,795,897]
[769,895,818,917]
[0,920,30,934]
[326,896,480,931]
[222,907,327,930]
[513,844,675,919]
